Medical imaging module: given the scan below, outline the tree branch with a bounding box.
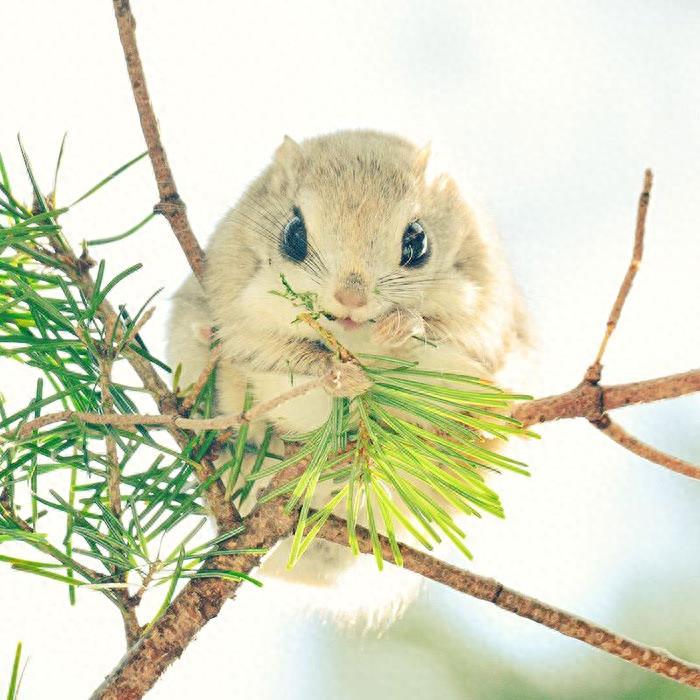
[319,516,700,689]
[511,369,700,427]
[12,368,699,446]
[91,443,700,698]
[111,0,205,281]
[590,415,700,479]
[514,170,699,478]
[586,169,652,383]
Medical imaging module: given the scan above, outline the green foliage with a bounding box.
[269,273,323,319]
[0,140,263,623]
[4,642,24,700]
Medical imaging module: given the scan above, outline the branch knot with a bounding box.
[154,195,186,218]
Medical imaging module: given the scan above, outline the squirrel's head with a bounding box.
[220,130,496,332]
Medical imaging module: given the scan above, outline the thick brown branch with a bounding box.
[591,415,700,479]
[319,517,700,690]
[82,362,700,695]
[89,497,700,695]
[512,369,700,427]
[112,0,205,281]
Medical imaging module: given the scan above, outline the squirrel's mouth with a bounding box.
[336,317,364,331]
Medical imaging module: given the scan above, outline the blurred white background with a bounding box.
[1,1,700,698]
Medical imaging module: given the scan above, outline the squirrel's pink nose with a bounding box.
[334,288,367,309]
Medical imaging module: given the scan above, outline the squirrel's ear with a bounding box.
[426,173,460,214]
[271,135,303,193]
[413,142,431,178]
[429,172,458,197]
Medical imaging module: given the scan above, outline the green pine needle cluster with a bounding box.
[0,140,264,624]
[257,278,537,569]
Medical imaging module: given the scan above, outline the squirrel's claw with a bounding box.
[322,360,372,398]
[371,309,424,348]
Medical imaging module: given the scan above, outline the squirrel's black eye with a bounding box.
[400,220,429,267]
[281,207,308,263]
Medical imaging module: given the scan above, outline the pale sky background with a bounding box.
[1,1,700,698]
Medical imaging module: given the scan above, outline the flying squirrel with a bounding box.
[167,130,533,620]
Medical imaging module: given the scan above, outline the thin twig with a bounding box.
[299,312,358,363]
[0,501,105,584]
[122,306,155,348]
[586,169,653,383]
[11,376,326,439]
[245,376,325,422]
[98,352,143,648]
[129,560,162,607]
[571,168,699,480]
[319,516,700,689]
[98,359,121,520]
[111,0,205,281]
[591,415,700,479]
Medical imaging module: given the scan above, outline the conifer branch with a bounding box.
[90,460,310,700]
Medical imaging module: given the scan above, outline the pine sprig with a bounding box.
[256,276,537,569]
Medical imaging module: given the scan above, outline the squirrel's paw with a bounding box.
[322,360,372,398]
[371,309,423,348]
